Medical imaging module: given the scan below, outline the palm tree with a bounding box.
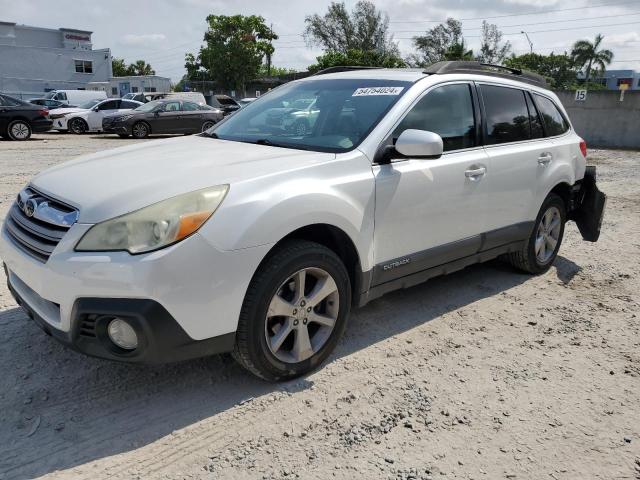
[571,34,614,84]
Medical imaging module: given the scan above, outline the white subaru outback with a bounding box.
[1,62,605,381]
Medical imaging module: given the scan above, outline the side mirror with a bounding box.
[395,129,443,158]
[92,107,99,112]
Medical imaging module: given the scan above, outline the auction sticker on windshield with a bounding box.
[352,87,404,96]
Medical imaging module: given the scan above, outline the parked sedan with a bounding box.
[102,99,223,138]
[50,98,143,133]
[0,93,52,141]
[29,98,76,110]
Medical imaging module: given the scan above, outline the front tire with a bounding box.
[7,120,32,141]
[233,240,351,381]
[507,193,566,274]
[69,118,88,134]
[201,120,215,132]
[131,122,150,139]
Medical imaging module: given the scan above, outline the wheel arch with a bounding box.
[259,223,367,307]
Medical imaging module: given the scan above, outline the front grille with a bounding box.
[4,187,78,263]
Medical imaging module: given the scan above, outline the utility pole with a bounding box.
[521,31,533,54]
[267,23,273,76]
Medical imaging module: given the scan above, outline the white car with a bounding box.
[50,98,143,133]
[1,62,606,381]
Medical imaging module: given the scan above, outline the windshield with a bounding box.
[210,78,411,152]
[79,99,102,109]
[134,100,163,112]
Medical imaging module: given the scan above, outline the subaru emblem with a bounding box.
[23,199,38,218]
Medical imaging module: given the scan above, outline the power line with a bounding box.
[388,0,639,24]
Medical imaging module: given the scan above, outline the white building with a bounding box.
[0,21,112,98]
[88,75,172,98]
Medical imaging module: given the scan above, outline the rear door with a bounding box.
[478,83,554,234]
[373,82,491,283]
[181,101,203,132]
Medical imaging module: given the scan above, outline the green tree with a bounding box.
[257,65,297,77]
[477,21,511,64]
[304,1,398,55]
[504,52,578,90]
[125,60,156,76]
[308,49,405,73]
[112,57,128,76]
[187,15,277,92]
[571,34,614,84]
[411,18,464,66]
[444,40,474,61]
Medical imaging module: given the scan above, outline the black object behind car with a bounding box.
[0,94,52,141]
[102,99,223,138]
[29,98,75,110]
[211,95,241,116]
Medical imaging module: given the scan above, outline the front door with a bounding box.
[373,82,491,284]
[87,99,121,130]
[153,101,182,133]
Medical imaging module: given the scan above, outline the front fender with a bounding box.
[199,155,377,271]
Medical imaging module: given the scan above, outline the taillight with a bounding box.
[579,139,587,158]
[38,108,49,117]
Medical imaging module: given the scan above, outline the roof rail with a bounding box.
[423,61,547,87]
[312,66,382,76]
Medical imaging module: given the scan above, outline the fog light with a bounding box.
[107,318,138,350]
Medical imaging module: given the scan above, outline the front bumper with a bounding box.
[102,120,130,134]
[5,267,235,363]
[0,221,272,363]
[51,117,69,130]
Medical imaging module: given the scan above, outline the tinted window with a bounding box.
[182,102,199,111]
[525,92,543,139]
[0,96,5,106]
[98,100,120,110]
[481,85,531,145]
[2,95,24,107]
[393,84,476,152]
[121,101,140,109]
[534,94,569,136]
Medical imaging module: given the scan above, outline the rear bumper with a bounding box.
[569,166,606,242]
[32,118,53,132]
[5,264,236,364]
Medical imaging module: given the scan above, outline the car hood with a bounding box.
[30,135,336,223]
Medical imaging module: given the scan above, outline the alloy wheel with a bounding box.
[201,121,215,132]
[132,123,148,138]
[10,121,30,140]
[264,267,339,363]
[535,206,561,263]
[70,119,86,134]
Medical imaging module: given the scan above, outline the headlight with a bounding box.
[75,185,228,254]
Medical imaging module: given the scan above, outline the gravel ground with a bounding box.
[0,133,639,480]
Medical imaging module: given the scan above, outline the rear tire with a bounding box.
[7,120,32,141]
[69,118,88,135]
[233,240,351,381]
[507,193,566,274]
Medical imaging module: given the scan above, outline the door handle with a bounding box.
[465,166,487,180]
[538,152,553,165]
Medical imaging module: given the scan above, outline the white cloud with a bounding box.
[120,34,167,47]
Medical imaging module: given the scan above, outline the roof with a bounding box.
[301,68,427,82]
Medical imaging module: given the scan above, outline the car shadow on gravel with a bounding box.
[0,258,535,479]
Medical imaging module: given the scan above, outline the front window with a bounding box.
[134,100,163,112]
[210,78,411,152]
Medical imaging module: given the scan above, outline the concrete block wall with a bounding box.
[556,91,640,149]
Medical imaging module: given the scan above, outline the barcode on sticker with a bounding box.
[353,87,404,96]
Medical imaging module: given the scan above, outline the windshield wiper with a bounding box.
[253,138,311,151]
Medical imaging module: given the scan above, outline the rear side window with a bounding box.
[534,94,569,136]
[393,83,477,152]
[481,85,532,145]
[182,102,199,111]
[98,100,120,110]
[121,101,140,109]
